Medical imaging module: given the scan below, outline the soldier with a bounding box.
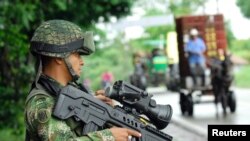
[24,20,141,141]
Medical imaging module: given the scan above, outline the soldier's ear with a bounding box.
[54,58,64,65]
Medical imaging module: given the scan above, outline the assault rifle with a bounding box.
[53,80,173,141]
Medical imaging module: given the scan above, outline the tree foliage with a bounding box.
[166,0,207,16]
[81,38,133,90]
[129,25,175,53]
[0,0,134,136]
[171,0,209,16]
[134,0,207,16]
[237,0,250,18]
[128,0,208,53]
[225,22,236,48]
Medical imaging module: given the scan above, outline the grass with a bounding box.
[234,65,250,88]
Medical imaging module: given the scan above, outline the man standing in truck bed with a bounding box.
[185,28,207,87]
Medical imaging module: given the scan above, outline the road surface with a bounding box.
[147,86,250,141]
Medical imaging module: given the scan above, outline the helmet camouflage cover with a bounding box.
[30,20,95,57]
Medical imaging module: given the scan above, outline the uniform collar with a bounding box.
[38,74,63,96]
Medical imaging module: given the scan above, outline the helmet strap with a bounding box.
[64,57,79,82]
[35,55,42,87]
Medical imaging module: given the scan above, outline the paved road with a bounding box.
[147,86,250,141]
[162,122,206,141]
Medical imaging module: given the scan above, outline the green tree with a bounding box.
[128,0,210,52]
[225,22,236,48]
[129,25,175,53]
[0,0,135,138]
[237,0,250,18]
[133,0,207,16]
[81,37,133,90]
[168,0,207,16]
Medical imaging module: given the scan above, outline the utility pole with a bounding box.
[216,0,220,13]
[202,1,206,14]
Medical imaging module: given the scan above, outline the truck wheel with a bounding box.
[180,92,186,115]
[221,92,228,115]
[187,94,194,116]
[228,91,236,113]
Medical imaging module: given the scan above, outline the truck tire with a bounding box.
[228,91,236,113]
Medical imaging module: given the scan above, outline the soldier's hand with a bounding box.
[95,90,114,106]
[109,127,141,141]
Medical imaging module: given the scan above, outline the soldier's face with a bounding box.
[68,52,84,76]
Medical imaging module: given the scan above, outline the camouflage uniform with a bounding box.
[24,20,115,141]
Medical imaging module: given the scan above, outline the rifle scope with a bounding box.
[105,80,172,130]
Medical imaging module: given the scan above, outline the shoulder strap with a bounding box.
[25,83,51,105]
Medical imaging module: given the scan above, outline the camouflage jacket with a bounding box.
[24,75,115,141]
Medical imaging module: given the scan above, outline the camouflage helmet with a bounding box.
[30,20,95,57]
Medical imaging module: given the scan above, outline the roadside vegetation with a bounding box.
[230,40,250,87]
